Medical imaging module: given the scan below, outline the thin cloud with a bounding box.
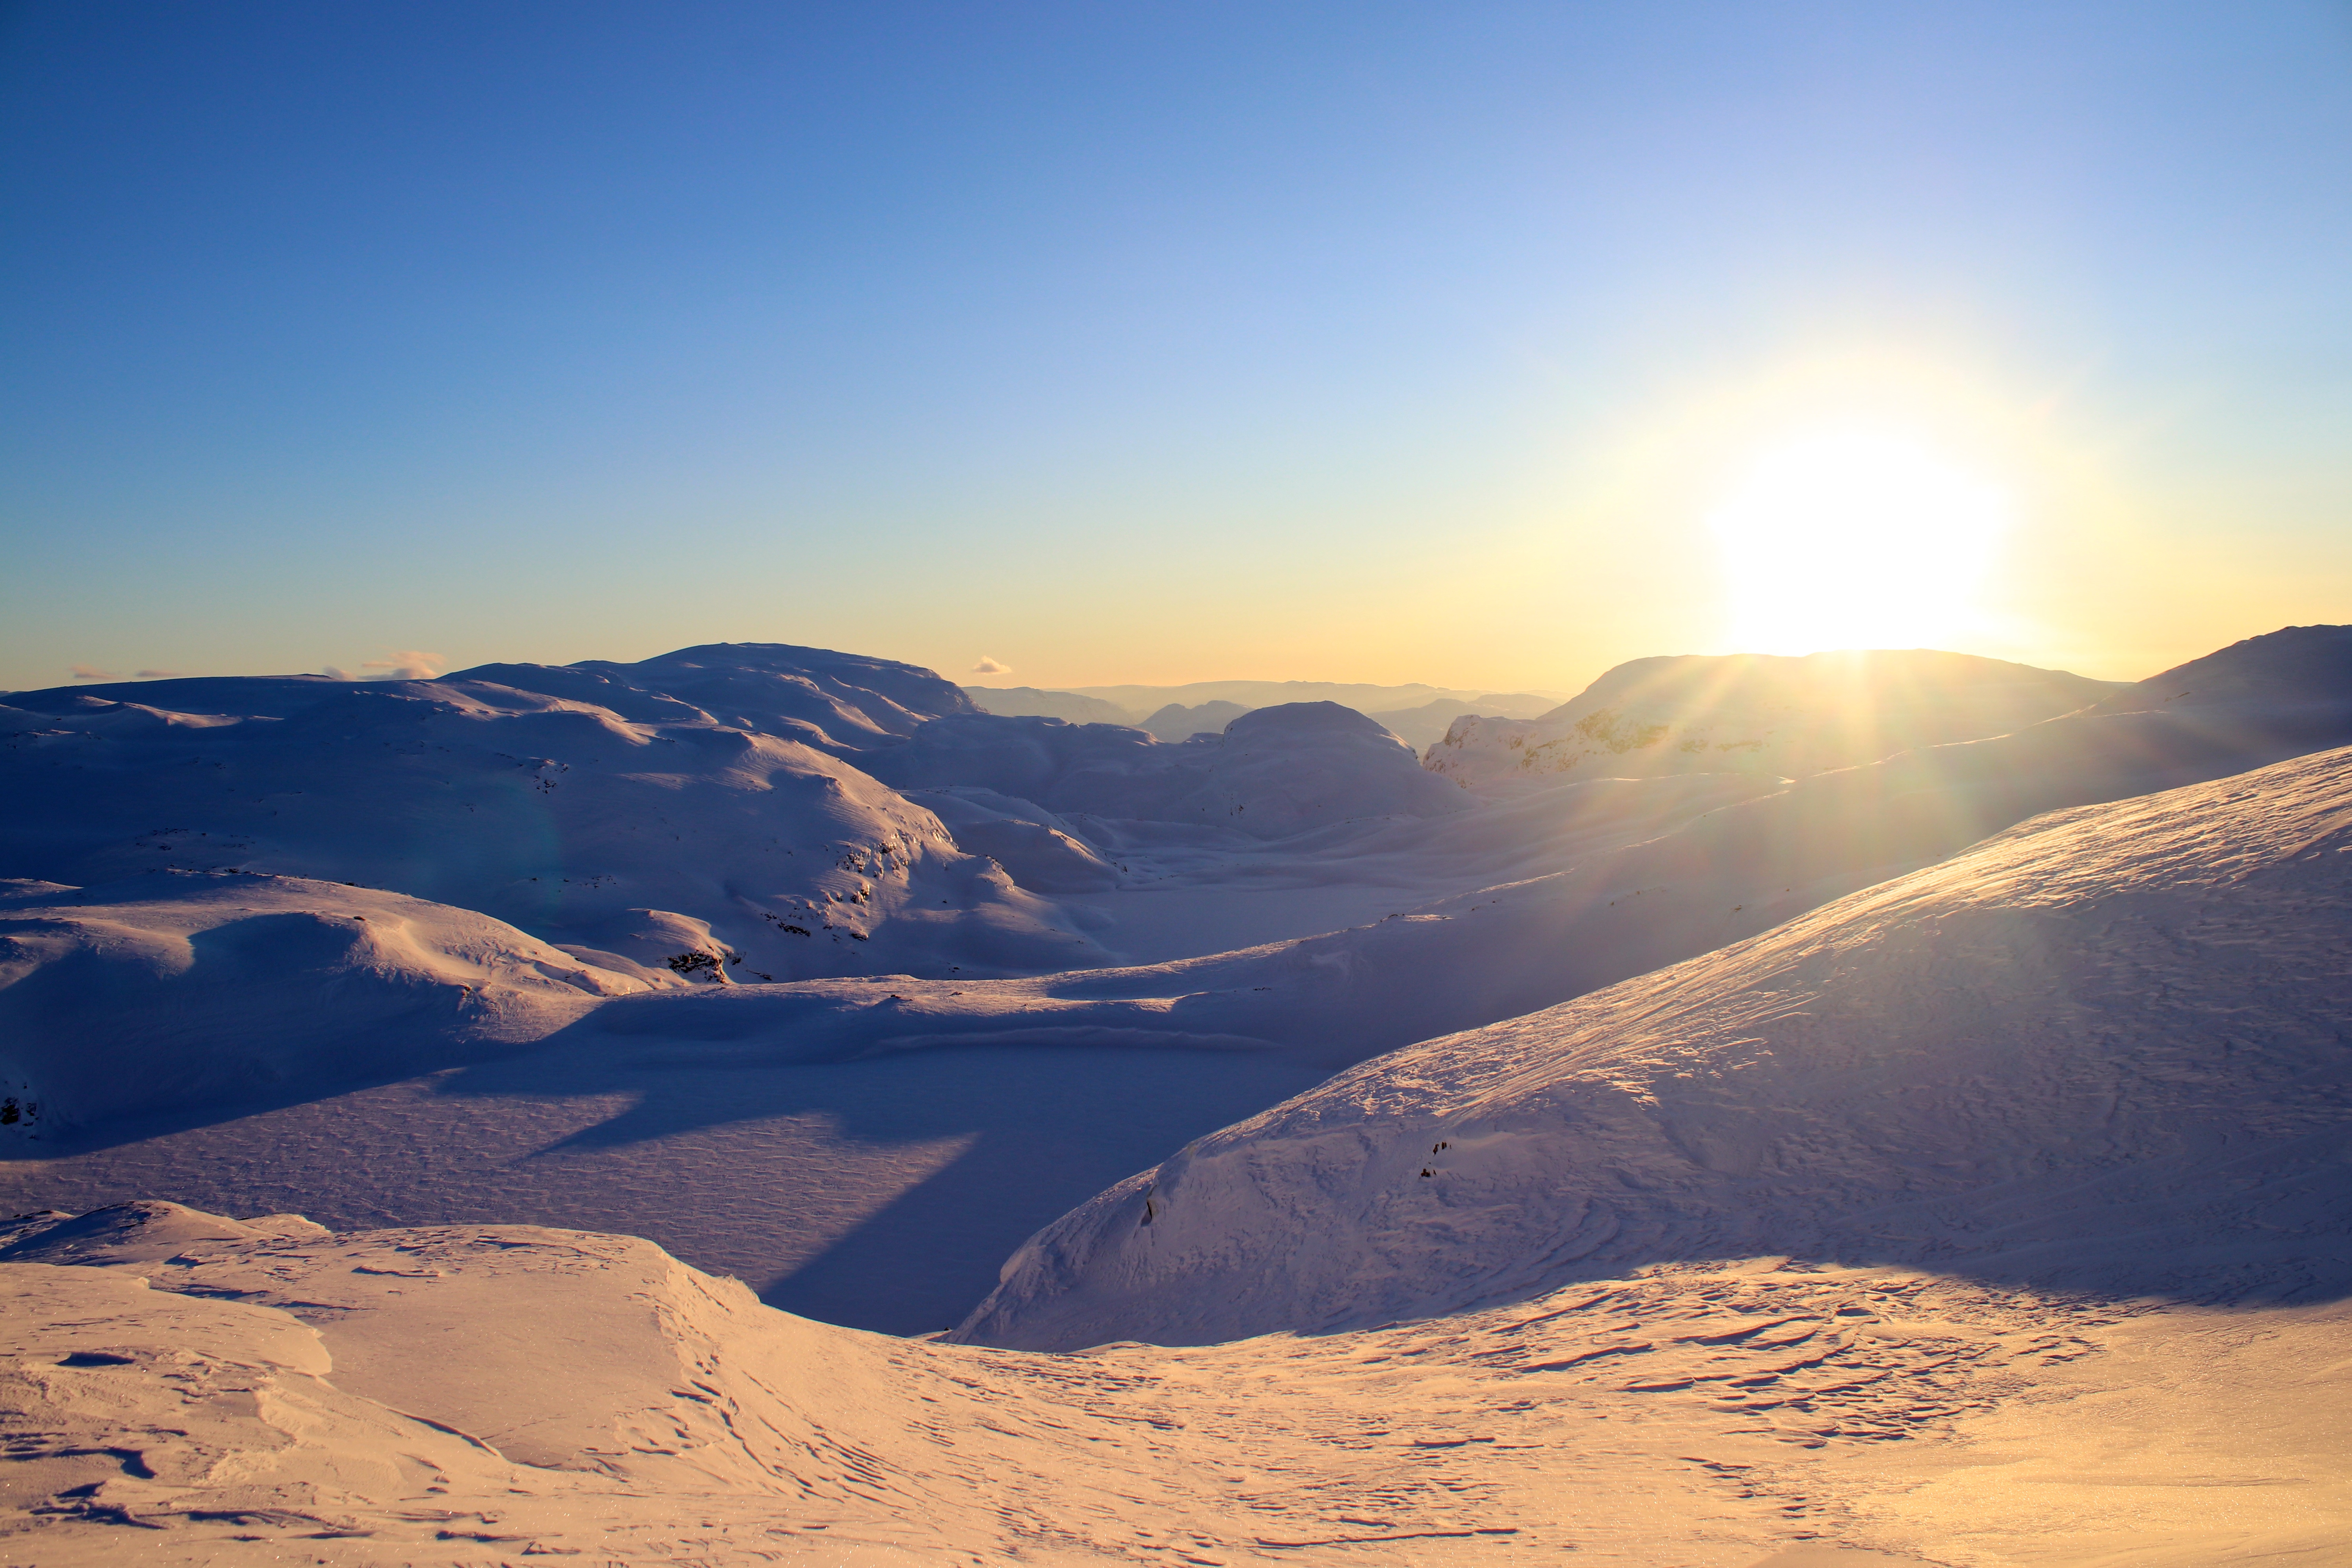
[68,664,116,681]
[134,669,183,679]
[362,649,444,680]
[971,655,1011,675]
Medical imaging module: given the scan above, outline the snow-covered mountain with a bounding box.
[866,700,1467,837]
[1366,692,1555,750]
[970,683,1561,750]
[958,683,1136,725]
[1424,648,2127,791]
[958,741,2352,1350]
[1135,698,1253,740]
[0,648,1105,986]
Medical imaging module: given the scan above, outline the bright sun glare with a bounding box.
[1710,428,2009,657]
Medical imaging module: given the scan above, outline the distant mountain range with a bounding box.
[965,681,1564,747]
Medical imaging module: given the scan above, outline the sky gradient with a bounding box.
[5,2,2348,695]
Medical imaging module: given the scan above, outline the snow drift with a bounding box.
[958,742,2352,1349]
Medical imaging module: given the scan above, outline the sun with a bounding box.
[1709,428,2009,656]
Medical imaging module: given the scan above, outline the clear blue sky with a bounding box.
[5,2,2348,693]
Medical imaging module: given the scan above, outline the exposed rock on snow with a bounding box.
[1425,648,2125,791]
[958,744,2352,1350]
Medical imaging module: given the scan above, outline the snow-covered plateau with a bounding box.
[4,624,2351,1563]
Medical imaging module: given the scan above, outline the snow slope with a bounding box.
[1425,648,2125,791]
[957,743,2352,1350]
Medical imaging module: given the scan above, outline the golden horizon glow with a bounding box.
[1709,427,2012,658]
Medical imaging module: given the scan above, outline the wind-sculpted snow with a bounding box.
[959,745,2352,1350]
[0,874,639,1130]
[9,1200,2349,1563]
[1426,648,2124,791]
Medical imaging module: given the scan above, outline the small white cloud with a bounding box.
[133,669,183,679]
[971,655,1011,675]
[362,648,443,680]
[319,666,354,681]
[68,664,116,681]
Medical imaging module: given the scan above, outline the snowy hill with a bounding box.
[0,647,1105,985]
[1425,648,2126,791]
[957,743,2352,1350]
[0,874,640,1131]
[459,641,976,756]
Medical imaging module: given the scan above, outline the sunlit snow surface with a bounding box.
[6,729,2352,1561]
